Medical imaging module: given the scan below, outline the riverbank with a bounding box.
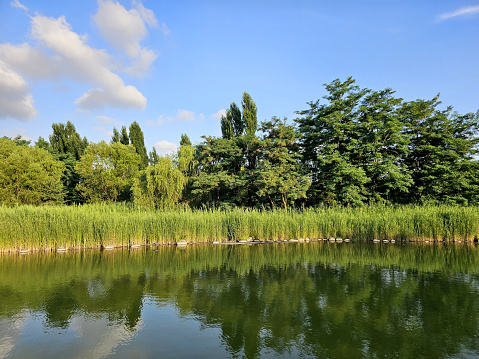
[1,204,478,252]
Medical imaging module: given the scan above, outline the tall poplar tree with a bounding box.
[242,93,257,137]
[120,126,130,145]
[128,121,148,169]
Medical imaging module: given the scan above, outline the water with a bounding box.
[1,242,479,358]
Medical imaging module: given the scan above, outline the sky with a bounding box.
[1,0,478,155]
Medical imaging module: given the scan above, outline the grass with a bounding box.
[0,204,478,251]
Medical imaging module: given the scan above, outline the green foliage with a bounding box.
[148,146,160,165]
[133,157,186,208]
[242,92,258,137]
[220,113,234,140]
[255,117,310,209]
[401,97,479,204]
[192,136,245,207]
[295,77,479,206]
[296,78,370,206]
[177,142,195,176]
[0,138,65,206]
[180,133,192,147]
[111,127,120,143]
[75,141,141,203]
[128,121,148,169]
[49,121,88,161]
[120,126,129,145]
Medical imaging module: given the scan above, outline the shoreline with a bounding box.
[2,236,477,255]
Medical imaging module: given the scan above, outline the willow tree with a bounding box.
[133,157,186,208]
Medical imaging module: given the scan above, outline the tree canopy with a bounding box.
[1,79,478,208]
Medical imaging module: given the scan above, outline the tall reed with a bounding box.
[0,204,478,251]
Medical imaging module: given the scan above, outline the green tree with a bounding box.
[111,128,121,144]
[149,147,160,165]
[191,136,245,207]
[180,133,192,147]
[120,126,129,145]
[133,157,186,208]
[354,88,412,203]
[47,121,88,204]
[0,138,65,205]
[129,121,148,169]
[75,141,141,203]
[255,118,310,209]
[49,121,88,161]
[221,113,234,140]
[296,78,370,206]
[401,96,479,204]
[242,92,257,137]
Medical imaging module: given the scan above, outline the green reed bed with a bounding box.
[0,204,478,251]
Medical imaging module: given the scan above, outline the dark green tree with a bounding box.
[221,103,243,140]
[354,88,412,203]
[47,121,88,204]
[401,96,479,204]
[128,121,148,169]
[120,126,129,145]
[191,136,245,207]
[111,128,121,143]
[49,121,88,161]
[242,93,257,137]
[296,78,370,206]
[180,133,192,147]
[255,117,310,209]
[221,113,234,140]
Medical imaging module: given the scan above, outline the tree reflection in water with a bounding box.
[1,242,479,358]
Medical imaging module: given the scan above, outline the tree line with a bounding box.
[1,77,478,208]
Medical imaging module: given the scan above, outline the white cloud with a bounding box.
[135,2,158,27]
[167,109,204,123]
[30,14,146,110]
[93,1,159,77]
[10,0,28,11]
[0,61,37,121]
[437,6,479,21]
[94,126,113,138]
[0,4,155,118]
[154,140,177,155]
[213,109,227,121]
[95,115,114,124]
[123,48,158,77]
[0,43,62,81]
[93,1,158,56]
[2,128,33,141]
[145,120,155,127]
[160,23,170,37]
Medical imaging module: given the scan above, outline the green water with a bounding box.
[1,242,479,358]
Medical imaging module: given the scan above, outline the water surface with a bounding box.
[1,242,479,358]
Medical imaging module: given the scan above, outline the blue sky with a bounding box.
[1,0,478,154]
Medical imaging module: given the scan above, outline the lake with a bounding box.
[1,242,479,358]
